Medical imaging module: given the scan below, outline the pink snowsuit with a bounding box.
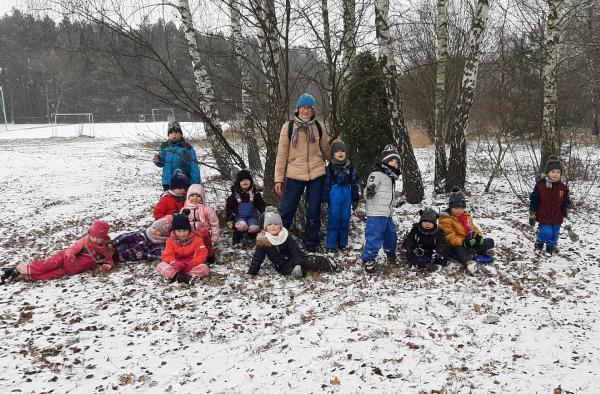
[17,236,113,281]
[183,184,220,257]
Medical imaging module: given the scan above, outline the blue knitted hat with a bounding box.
[170,169,190,190]
[295,93,316,109]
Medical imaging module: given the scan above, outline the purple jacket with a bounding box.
[111,229,165,262]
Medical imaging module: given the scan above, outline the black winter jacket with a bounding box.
[248,233,304,276]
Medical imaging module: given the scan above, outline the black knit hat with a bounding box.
[236,169,253,186]
[171,213,191,232]
[544,155,563,174]
[167,121,182,135]
[331,140,347,154]
[448,186,467,209]
[170,169,190,190]
[419,208,438,224]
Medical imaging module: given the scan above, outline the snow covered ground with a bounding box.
[0,125,599,393]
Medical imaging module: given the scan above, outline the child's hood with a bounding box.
[187,183,206,202]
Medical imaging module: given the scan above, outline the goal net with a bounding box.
[151,108,175,122]
[51,113,94,138]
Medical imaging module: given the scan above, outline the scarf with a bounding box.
[457,213,472,234]
[184,202,208,225]
[146,228,168,244]
[377,162,399,181]
[168,190,186,203]
[332,158,348,166]
[544,175,559,189]
[291,115,317,148]
[264,227,289,246]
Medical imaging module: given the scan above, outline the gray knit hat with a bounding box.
[448,186,467,209]
[544,155,563,174]
[419,208,438,224]
[331,140,347,154]
[263,206,283,227]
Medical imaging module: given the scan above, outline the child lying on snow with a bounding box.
[247,208,337,278]
[153,169,189,220]
[402,208,448,272]
[1,221,114,283]
[156,213,209,285]
[110,215,172,263]
[438,187,496,276]
[182,183,220,263]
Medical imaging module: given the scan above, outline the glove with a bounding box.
[529,212,536,226]
[173,260,187,271]
[463,238,477,248]
[475,234,484,245]
[135,250,144,259]
[101,263,113,272]
[226,221,234,230]
[365,184,376,198]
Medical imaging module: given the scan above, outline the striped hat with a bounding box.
[381,145,400,165]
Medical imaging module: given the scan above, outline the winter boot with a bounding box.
[385,251,398,266]
[363,260,376,274]
[0,267,19,284]
[232,230,243,245]
[465,260,478,275]
[416,262,439,272]
[290,265,303,279]
[479,264,498,276]
[189,276,202,286]
[534,241,544,254]
[545,245,556,256]
[206,255,217,265]
[175,271,192,284]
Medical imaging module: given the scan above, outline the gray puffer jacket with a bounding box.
[364,163,400,217]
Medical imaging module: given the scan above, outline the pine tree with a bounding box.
[340,52,395,183]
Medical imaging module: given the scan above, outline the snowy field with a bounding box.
[1,123,599,393]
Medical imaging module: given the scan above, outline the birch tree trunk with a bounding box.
[229,0,263,176]
[177,0,241,177]
[374,0,424,203]
[445,0,489,191]
[341,0,356,85]
[433,0,448,194]
[321,0,338,140]
[540,0,563,169]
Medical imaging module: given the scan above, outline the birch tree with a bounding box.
[229,0,263,175]
[178,0,241,177]
[540,0,564,168]
[433,0,449,194]
[341,0,357,84]
[445,0,489,191]
[374,0,424,203]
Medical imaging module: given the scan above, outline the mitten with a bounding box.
[135,250,144,259]
[462,238,476,248]
[365,184,376,198]
[226,221,234,230]
[173,260,187,271]
[475,234,484,245]
[101,263,113,272]
[529,212,536,226]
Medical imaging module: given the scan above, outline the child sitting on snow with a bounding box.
[111,215,172,263]
[156,213,209,285]
[529,155,571,256]
[247,208,337,278]
[153,169,189,220]
[182,183,220,263]
[225,169,266,244]
[322,140,360,252]
[1,221,114,283]
[402,208,448,272]
[361,145,404,273]
[438,187,496,275]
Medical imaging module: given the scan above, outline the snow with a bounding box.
[1,125,599,393]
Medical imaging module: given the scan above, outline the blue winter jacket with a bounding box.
[322,161,360,203]
[154,139,201,186]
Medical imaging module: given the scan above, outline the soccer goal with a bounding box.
[51,113,94,138]
[151,108,175,122]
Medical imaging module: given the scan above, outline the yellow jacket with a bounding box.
[438,210,481,248]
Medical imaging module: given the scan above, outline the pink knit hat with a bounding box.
[187,184,205,203]
[150,215,173,237]
[88,221,110,239]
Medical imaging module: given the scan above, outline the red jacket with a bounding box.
[530,180,570,225]
[154,193,185,220]
[162,233,208,267]
[65,235,114,268]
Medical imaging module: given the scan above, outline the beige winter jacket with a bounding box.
[274,120,331,183]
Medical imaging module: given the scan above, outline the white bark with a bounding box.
[374,0,424,203]
[540,0,563,166]
[229,0,263,175]
[446,0,489,191]
[178,0,237,176]
[433,0,448,193]
[341,0,356,84]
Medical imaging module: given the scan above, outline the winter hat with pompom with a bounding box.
[331,140,347,154]
[171,213,192,232]
[263,206,283,227]
[448,186,467,209]
[295,93,316,109]
[167,121,182,135]
[88,221,110,239]
[170,169,190,190]
[544,155,563,174]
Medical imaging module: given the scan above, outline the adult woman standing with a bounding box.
[274,93,331,251]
